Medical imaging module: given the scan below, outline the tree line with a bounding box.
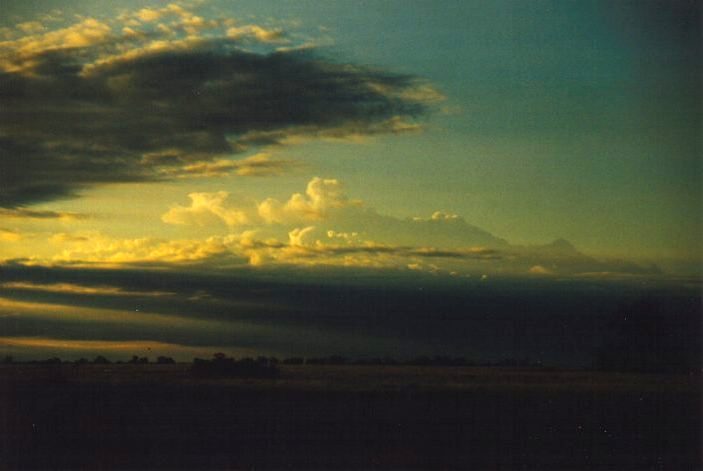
[2,353,544,368]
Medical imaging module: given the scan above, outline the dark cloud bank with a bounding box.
[0,263,698,368]
[0,38,431,207]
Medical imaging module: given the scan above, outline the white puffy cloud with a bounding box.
[288,226,316,247]
[258,177,359,224]
[161,192,251,227]
[161,177,358,229]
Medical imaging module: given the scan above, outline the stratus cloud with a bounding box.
[0,208,86,220]
[0,6,440,208]
[42,225,503,271]
[162,192,251,227]
[160,153,296,178]
[50,233,240,266]
[1,281,173,297]
[17,222,659,277]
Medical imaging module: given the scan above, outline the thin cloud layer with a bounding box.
[0,5,439,207]
[0,207,85,220]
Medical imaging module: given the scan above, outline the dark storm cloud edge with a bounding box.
[0,39,431,208]
[0,263,699,365]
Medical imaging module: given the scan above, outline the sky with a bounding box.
[0,0,700,360]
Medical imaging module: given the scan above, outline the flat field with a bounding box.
[0,364,699,469]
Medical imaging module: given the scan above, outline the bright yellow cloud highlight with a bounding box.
[0,229,22,242]
[0,18,111,73]
[0,296,218,331]
[258,177,360,223]
[226,25,286,43]
[162,192,251,227]
[1,282,174,297]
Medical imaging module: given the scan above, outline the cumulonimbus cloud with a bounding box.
[0,5,441,208]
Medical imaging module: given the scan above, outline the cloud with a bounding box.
[0,337,218,358]
[0,18,112,73]
[0,281,173,297]
[161,177,358,228]
[226,25,286,43]
[0,228,22,242]
[0,261,691,364]
[0,7,440,208]
[288,226,316,247]
[413,211,461,222]
[16,21,46,35]
[258,177,360,223]
[49,233,90,244]
[0,208,85,220]
[135,8,166,23]
[160,153,296,178]
[155,176,660,276]
[528,265,553,275]
[43,230,240,266]
[40,225,503,272]
[161,192,251,227]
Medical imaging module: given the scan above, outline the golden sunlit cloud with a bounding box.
[0,282,174,297]
[258,177,360,224]
[161,177,360,228]
[528,265,553,275]
[0,296,220,332]
[162,192,251,227]
[0,208,86,220]
[0,228,22,242]
[0,18,111,73]
[226,24,287,43]
[158,153,296,178]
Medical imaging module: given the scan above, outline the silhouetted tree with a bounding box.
[191,353,278,378]
[157,356,175,364]
[93,355,111,364]
[2,355,13,364]
[41,357,62,365]
[213,352,227,361]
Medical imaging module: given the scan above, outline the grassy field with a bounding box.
[0,364,700,469]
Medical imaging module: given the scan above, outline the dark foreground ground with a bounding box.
[0,364,699,470]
